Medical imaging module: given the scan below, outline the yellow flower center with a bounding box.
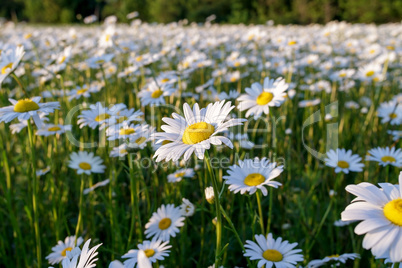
[234,61,241,67]
[288,40,297,46]
[175,172,186,178]
[79,162,92,170]
[95,59,105,64]
[386,46,395,51]
[136,56,143,62]
[59,56,67,64]
[13,99,40,113]
[158,218,172,230]
[135,137,147,144]
[24,33,32,39]
[327,254,340,258]
[339,73,346,78]
[337,160,349,169]
[61,247,73,257]
[383,199,402,226]
[120,149,128,154]
[182,122,215,145]
[381,156,396,163]
[389,113,397,119]
[369,49,376,54]
[1,62,13,74]
[144,249,155,258]
[151,89,164,99]
[366,71,375,77]
[230,77,237,82]
[95,113,110,122]
[119,128,135,136]
[244,173,265,186]
[161,78,170,83]
[262,249,283,262]
[48,126,61,131]
[105,34,111,42]
[77,88,88,94]
[256,92,274,106]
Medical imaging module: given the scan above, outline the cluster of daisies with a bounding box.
[0,17,401,268]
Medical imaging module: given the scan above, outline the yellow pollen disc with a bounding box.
[79,162,91,170]
[59,56,66,64]
[61,247,73,257]
[327,254,340,258]
[386,46,395,50]
[381,156,396,163]
[234,62,241,67]
[136,56,143,62]
[175,172,186,178]
[135,137,147,144]
[95,59,105,64]
[366,71,375,77]
[230,77,237,82]
[116,116,128,123]
[389,113,397,119]
[256,92,274,106]
[120,149,128,154]
[197,63,204,68]
[182,122,215,145]
[24,33,32,39]
[288,40,297,46]
[158,218,172,230]
[13,99,40,113]
[105,34,111,42]
[161,78,170,83]
[144,249,155,258]
[339,73,346,78]
[151,89,164,99]
[48,126,61,131]
[262,249,283,262]
[119,128,135,136]
[337,160,349,169]
[77,88,88,94]
[244,173,265,186]
[1,62,13,74]
[383,199,402,226]
[369,49,376,54]
[95,113,110,122]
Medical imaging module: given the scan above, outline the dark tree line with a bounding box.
[1,0,401,24]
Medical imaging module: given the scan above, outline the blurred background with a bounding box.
[1,0,402,24]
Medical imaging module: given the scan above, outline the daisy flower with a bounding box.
[237,77,288,119]
[388,130,402,141]
[153,100,246,162]
[144,204,185,242]
[36,123,72,136]
[83,179,110,195]
[223,157,283,196]
[106,123,146,141]
[110,143,130,158]
[377,101,401,125]
[46,235,83,265]
[341,172,402,262]
[307,253,360,267]
[86,53,114,69]
[107,107,143,126]
[0,97,59,127]
[167,168,195,183]
[122,237,172,268]
[68,151,106,175]
[68,83,102,100]
[324,148,365,174]
[60,239,102,268]
[138,81,177,107]
[0,45,25,85]
[77,102,113,129]
[180,198,195,216]
[244,233,304,268]
[366,147,402,167]
[36,166,50,177]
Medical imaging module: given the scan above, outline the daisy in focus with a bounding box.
[153,100,246,162]
[167,168,195,183]
[223,157,283,196]
[341,172,402,262]
[324,148,364,174]
[244,233,304,268]
[68,151,106,175]
[144,204,185,242]
[46,235,83,265]
[0,97,60,127]
[60,239,102,268]
[366,146,402,167]
[122,237,172,268]
[237,77,288,119]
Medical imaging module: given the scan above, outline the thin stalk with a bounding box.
[204,151,222,267]
[27,121,41,268]
[75,174,85,244]
[127,153,142,249]
[266,187,274,234]
[255,190,265,235]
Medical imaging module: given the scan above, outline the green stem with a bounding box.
[127,153,142,249]
[204,151,222,267]
[75,174,85,244]
[266,187,274,234]
[27,121,41,268]
[256,190,265,235]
